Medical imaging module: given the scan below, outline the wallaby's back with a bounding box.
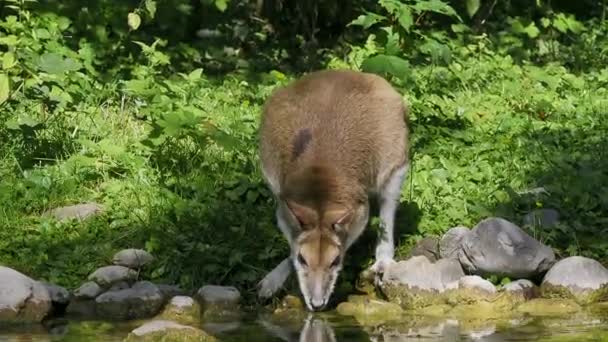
[260,70,408,206]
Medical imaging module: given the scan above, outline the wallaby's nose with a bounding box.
[310,299,325,311]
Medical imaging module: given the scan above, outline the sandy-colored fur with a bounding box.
[258,69,409,310]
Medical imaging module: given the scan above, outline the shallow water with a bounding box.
[2,311,608,342]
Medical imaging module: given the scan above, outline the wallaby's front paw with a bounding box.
[257,273,283,299]
[369,258,395,276]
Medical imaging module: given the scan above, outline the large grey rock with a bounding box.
[41,282,70,306]
[124,320,216,341]
[458,217,555,278]
[409,237,440,262]
[65,299,97,318]
[541,256,608,304]
[522,209,559,228]
[74,281,103,299]
[88,265,137,287]
[196,285,240,306]
[502,279,539,301]
[380,256,465,309]
[112,249,154,268]
[44,202,103,222]
[439,226,470,260]
[0,266,52,323]
[196,285,241,320]
[95,281,164,320]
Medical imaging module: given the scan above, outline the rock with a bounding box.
[109,281,130,292]
[88,265,138,287]
[41,282,70,306]
[502,279,539,301]
[522,208,559,228]
[439,226,470,260]
[74,281,103,299]
[0,266,52,323]
[124,320,216,341]
[272,295,306,316]
[157,284,187,299]
[448,301,509,319]
[65,299,97,318]
[113,249,154,268]
[196,285,240,321]
[416,304,453,316]
[380,256,465,309]
[445,276,497,305]
[516,298,581,316]
[95,281,164,320]
[158,296,201,326]
[44,202,103,222]
[458,217,555,278]
[337,295,403,325]
[409,237,440,262]
[540,256,608,304]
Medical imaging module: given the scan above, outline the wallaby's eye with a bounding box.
[297,253,308,267]
[330,255,341,268]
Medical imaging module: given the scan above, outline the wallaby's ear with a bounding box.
[286,200,318,228]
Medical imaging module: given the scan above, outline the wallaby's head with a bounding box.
[282,199,368,311]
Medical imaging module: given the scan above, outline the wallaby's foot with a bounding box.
[257,257,292,299]
[369,257,395,276]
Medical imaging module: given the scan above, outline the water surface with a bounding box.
[2,311,608,341]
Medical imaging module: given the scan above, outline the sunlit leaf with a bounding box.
[128,12,141,30]
[361,54,410,80]
[0,73,9,105]
[145,0,157,18]
[350,12,386,29]
[466,0,480,18]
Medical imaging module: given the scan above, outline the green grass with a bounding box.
[1,1,607,307]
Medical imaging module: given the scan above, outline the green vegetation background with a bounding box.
[0,0,607,306]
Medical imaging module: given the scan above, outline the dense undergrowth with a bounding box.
[0,0,607,306]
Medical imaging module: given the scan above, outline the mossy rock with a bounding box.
[354,269,379,297]
[336,296,403,325]
[541,282,608,306]
[516,298,581,316]
[381,284,444,309]
[448,300,513,320]
[271,295,307,321]
[157,296,201,326]
[412,304,453,317]
[124,320,216,342]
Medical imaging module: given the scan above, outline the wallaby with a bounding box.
[257,69,409,311]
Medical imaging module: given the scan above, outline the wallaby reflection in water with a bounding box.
[259,314,337,342]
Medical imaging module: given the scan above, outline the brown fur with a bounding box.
[260,69,409,226]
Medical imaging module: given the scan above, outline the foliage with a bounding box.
[0,0,607,307]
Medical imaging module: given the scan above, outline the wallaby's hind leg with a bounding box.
[370,163,408,274]
[258,257,292,299]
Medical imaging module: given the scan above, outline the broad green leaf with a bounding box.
[215,0,228,12]
[361,54,410,80]
[523,23,540,38]
[397,6,413,31]
[413,0,460,20]
[382,27,400,55]
[38,53,81,74]
[0,35,18,46]
[128,12,141,30]
[0,73,9,105]
[465,0,480,18]
[349,12,386,29]
[2,52,16,69]
[145,0,157,18]
[188,68,203,81]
